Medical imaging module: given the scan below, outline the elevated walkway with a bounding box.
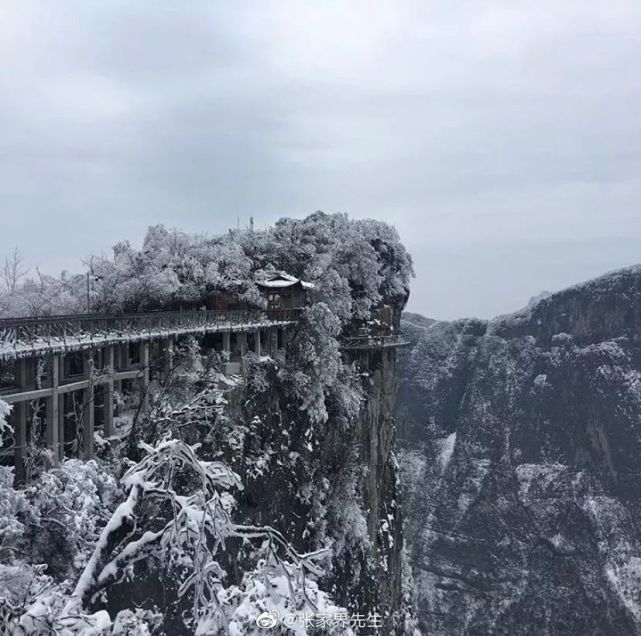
[340,332,411,350]
[0,308,298,483]
[0,309,299,361]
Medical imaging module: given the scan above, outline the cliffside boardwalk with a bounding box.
[0,216,417,633]
[0,305,410,486]
[0,308,298,484]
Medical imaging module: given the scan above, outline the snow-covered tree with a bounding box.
[54,434,339,634]
[0,212,413,322]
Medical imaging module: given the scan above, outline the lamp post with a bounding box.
[86,273,103,313]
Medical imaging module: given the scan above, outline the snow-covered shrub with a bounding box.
[112,607,163,635]
[0,467,37,558]
[0,398,10,442]
[7,582,115,635]
[26,460,121,578]
[217,566,356,636]
[280,302,343,426]
[0,459,123,633]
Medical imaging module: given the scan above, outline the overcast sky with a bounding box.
[1,1,640,319]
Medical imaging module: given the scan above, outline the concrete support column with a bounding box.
[254,330,261,356]
[13,402,27,486]
[113,345,120,372]
[103,346,114,437]
[58,354,65,458]
[95,349,103,371]
[222,330,231,355]
[81,352,94,459]
[46,354,60,463]
[237,332,248,357]
[120,344,129,370]
[114,379,123,415]
[141,341,150,410]
[164,336,175,380]
[14,359,28,486]
[270,327,278,356]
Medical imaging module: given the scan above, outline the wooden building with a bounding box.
[255,272,314,309]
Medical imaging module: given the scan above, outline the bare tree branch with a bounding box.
[2,246,29,293]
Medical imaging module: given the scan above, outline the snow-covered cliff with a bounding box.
[398,266,641,635]
[0,213,415,634]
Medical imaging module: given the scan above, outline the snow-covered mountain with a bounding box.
[398,265,641,635]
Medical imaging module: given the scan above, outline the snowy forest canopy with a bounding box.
[0,212,413,324]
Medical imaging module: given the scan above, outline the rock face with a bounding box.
[205,315,408,633]
[348,346,404,628]
[398,266,641,635]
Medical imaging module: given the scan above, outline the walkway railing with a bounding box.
[340,332,411,350]
[0,308,300,359]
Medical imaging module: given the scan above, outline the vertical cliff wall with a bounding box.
[397,266,641,635]
[348,346,404,630]
[203,321,409,633]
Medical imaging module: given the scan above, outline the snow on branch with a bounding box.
[66,435,331,632]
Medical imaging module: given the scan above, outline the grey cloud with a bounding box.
[1,1,640,319]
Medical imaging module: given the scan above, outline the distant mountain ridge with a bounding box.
[398,264,641,635]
